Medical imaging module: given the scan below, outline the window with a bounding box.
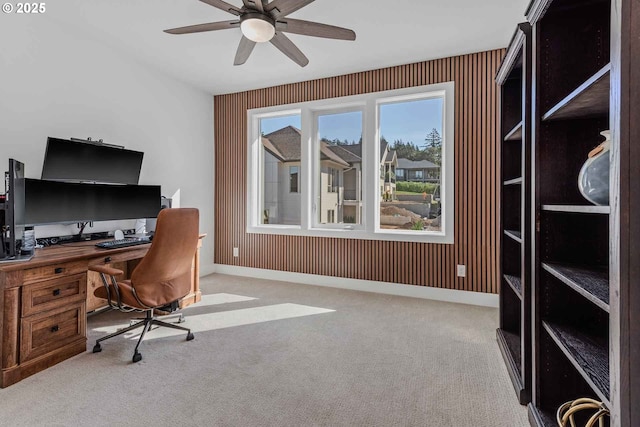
[379,97,443,233]
[246,82,454,243]
[256,112,302,226]
[316,110,363,226]
[289,166,299,193]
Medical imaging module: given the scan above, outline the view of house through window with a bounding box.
[316,111,363,225]
[260,114,302,225]
[248,82,453,242]
[378,97,444,232]
[289,166,299,193]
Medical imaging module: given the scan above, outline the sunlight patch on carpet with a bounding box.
[93,303,335,340]
[192,293,257,307]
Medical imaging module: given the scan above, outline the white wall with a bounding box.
[0,17,215,272]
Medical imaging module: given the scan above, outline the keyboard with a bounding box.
[95,238,151,249]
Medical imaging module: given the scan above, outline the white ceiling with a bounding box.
[49,0,529,95]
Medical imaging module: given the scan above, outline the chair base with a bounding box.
[129,312,185,327]
[93,310,194,363]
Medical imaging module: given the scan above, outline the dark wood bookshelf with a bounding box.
[528,406,557,427]
[504,177,523,186]
[504,229,523,243]
[541,204,610,214]
[542,263,609,312]
[497,328,523,370]
[496,328,525,401]
[504,274,523,299]
[542,321,610,404]
[496,21,532,406]
[505,121,524,141]
[542,64,611,121]
[524,0,619,425]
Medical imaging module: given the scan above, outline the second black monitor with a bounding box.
[41,137,144,185]
[24,179,161,226]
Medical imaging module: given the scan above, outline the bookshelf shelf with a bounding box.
[542,64,610,121]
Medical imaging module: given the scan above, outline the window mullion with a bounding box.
[300,108,313,231]
[247,114,260,228]
[363,99,377,234]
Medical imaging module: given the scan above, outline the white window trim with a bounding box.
[246,82,455,244]
[312,106,366,231]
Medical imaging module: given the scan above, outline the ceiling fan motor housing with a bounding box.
[240,12,276,42]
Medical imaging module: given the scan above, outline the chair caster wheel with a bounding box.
[132,352,142,363]
[92,343,102,353]
[186,332,194,341]
[177,316,185,324]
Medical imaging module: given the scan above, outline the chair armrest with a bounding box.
[89,265,127,311]
[89,265,124,276]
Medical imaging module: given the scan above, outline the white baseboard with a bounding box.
[211,264,498,308]
[199,263,217,278]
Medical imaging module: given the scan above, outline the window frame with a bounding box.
[312,106,366,231]
[247,108,303,229]
[246,82,455,244]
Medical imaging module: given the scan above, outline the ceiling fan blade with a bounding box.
[270,32,309,67]
[164,20,240,35]
[276,19,355,40]
[234,36,257,65]
[266,0,315,18]
[199,0,242,16]
[242,0,263,12]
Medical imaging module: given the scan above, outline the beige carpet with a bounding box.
[1,274,528,427]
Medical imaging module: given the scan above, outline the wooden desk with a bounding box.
[0,234,205,388]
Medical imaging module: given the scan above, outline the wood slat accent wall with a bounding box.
[214,49,505,294]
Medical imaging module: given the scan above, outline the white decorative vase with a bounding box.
[578,130,610,206]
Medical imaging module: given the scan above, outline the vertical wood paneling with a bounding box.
[214,49,504,294]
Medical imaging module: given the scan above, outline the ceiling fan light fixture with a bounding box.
[240,14,275,43]
[165,0,356,67]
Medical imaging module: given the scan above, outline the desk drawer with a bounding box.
[20,302,86,363]
[22,273,87,317]
[23,261,87,285]
[89,248,148,267]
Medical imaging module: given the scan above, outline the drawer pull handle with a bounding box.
[54,267,64,274]
[104,257,112,263]
[51,325,59,333]
[52,289,61,296]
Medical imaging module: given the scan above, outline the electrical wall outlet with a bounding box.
[457,264,466,277]
[233,247,239,257]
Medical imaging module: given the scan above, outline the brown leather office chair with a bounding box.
[89,208,199,363]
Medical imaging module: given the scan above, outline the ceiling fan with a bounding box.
[164,0,356,67]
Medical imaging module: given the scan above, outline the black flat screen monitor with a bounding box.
[24,179,161,226]
[41,138,144,185]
